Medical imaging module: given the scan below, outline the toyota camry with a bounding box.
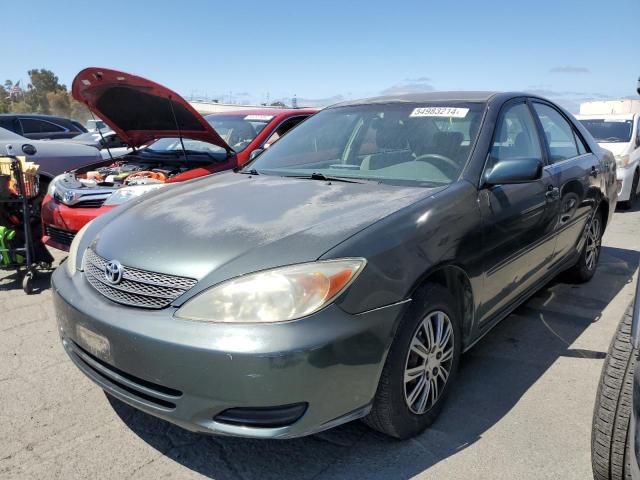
[52,91,616,439]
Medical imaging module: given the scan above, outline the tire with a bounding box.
[564,209,604,284]
[363,283,462,439]
[592,305,636,480]
[618,170,639,211]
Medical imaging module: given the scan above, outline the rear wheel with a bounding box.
[363,283,462,439]
[564,210,604,283]
[592,306,636,480]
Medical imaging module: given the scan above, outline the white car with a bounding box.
[577,100,640,209]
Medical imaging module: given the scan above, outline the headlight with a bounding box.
[103,183,167,206]
[615,154,630,168]
[47,174,65,197]
[175,258,366,323]
[65,221,92,276]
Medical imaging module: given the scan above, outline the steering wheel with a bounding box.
[413,153,459,175]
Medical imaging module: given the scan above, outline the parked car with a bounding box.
[577,100,640,209]
[85,119,108,132]
[591,268,640,480]
[41,67,316,251]
[59,129,132,159]
[0,126,102,185]
[0,113,87,140]
[53,91,616,440]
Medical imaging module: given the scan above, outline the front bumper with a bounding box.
[616,164,637,202]
[41,194,115,251]
[52,266,406,439]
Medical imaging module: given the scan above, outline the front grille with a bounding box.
[68,340,182,410]
[83,249,197,309]
[71,198,106,208]
[45,224,75,247]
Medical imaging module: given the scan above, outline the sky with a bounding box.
[1,0,639,112]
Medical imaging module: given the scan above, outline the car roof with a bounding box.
[575,113,635,120]
[0,112,71,121]
[331,91,501,108]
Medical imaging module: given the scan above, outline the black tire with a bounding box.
[618,170,639,211]
[363,283,462,439]
[592,305,636,480]
[22,271,34,294]
[564,209,604,284]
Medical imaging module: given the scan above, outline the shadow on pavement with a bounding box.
[108,245,639,480]
[0,266,53,294]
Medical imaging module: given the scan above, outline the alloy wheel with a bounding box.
[403,310,455,415]
[585,216,602,271]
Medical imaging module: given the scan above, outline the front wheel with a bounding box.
[564,210,604,283]
[363,283,462,439]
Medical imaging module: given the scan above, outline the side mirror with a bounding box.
[249,148,265,161]
[485,157,543,186]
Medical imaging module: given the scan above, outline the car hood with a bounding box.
[72,67,232,152]
[599,142,631,157]
[89,173,440,297]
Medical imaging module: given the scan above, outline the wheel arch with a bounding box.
[409,264,475,346]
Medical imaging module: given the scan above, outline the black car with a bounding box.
[53,91,617,439]
[0,113,87,140]
[592,268,640,480]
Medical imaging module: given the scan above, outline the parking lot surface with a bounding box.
[1,207,639,480]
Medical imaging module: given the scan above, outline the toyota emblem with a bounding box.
[104,260,123,285]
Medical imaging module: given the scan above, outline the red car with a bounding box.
[41,67,316,251]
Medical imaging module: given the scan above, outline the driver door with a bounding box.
[477,100,560,323]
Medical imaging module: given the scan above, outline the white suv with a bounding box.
[577,100,640,209]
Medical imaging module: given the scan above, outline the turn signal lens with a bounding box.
[175,259,366,323]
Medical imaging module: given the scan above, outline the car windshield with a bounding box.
[579,119,633,143]
[244,102,485,186]
[208,114,272,151]
[143,114,272,154]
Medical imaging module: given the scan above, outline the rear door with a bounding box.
[530,101,600,264]
[478,99,560,322]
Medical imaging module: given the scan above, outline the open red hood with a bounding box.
[72,67,232,152]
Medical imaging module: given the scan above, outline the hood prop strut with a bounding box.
[168,96,188,166]
[89,109,114,162]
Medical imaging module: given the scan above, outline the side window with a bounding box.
[20,118,65,134]
[0,117,19,133]
[264,117,306,148]
[575,131,588,155]
[488,102,542,170]
[532,103,579,163]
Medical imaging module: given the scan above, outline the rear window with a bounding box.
[578,119,633,143]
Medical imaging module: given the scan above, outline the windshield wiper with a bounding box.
[238,168,259,175]
[290,172,364,183]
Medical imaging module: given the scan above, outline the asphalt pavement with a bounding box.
[1,206,639,479]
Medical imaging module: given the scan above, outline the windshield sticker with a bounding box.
[244,115,274,121]
[410,107,469,118]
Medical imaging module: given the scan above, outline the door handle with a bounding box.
[590,165,600,178]
[546,186,560,200]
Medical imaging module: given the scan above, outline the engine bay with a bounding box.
[52,152,219,208]
[73,157,196,189]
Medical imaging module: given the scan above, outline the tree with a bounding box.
[0,85,8,113]
[1,69,90,122]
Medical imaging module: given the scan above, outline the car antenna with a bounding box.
[89,110,114,162]
[168,96,188,166]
